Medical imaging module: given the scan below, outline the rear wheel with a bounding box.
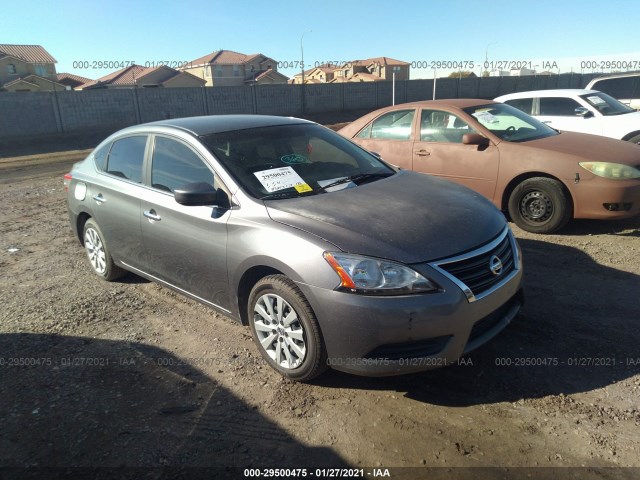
[508,177,572,234]
[83,218,126,281]
[248,275,327,382]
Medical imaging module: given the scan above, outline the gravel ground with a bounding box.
[0,153,639,480]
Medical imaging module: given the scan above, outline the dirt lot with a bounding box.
[1,140,639,479]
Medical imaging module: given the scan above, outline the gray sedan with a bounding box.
[65,115,524,381]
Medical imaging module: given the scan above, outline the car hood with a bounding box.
[602,110,640,129]
[517,131,640,165]
[264,170,506,264]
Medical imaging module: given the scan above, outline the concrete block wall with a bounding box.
[137,87,206,123]
[56,89,138,132]
[0,73,599,139]
[0,91,60,137]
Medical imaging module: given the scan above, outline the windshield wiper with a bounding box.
[260,190,314,200]
[315,172,393,193]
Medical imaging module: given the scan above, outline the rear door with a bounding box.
[89,135,148,270]
[139,135,231,310]
[412,108,500,201]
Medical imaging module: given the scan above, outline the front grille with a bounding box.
[468,295,517,343]
[364,335,451,360]
[431,227,518,302]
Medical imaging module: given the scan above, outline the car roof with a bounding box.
[387,99,498,109]
[132,114,314,136]
[587,72,640,83]
[496,89,599,100]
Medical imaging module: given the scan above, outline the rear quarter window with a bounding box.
[92,143,110,171]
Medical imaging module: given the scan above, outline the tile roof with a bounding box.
[253,69,289,82]
[78,65,147,88]
[56,72,93,84]
[3,74,64,89]
[364,56,410,67]
[3,78,39,88]
[0,44,57,63]
[186,49,265,66]
[351,72,383,81]
[77,64,205,89]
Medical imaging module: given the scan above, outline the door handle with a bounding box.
[143,209,161,221]
[92,194,106,203]
[415,150,431,156]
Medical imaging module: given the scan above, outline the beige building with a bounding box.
[293,57,410,84]
[77,65,206,90]
[0,44,65,92]
[178,50,288,86]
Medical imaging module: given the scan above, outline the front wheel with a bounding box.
[626,133,640,145]
[508,177,572,234]
[248,275,327,382]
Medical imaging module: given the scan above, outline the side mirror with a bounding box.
[462,133,490,146]
[575,107,594,118]
[174,182,230,209]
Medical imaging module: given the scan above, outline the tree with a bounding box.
[448,71,477,78]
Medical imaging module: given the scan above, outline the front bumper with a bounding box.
[296,260,524,376]
[572,179,640,219]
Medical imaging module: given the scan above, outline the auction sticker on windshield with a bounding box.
[473,110,499,124]
[254,166,311,193]
[587,96,606,105]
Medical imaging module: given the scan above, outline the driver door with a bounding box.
[139,135,231,310]
[536,96,603,135]
[353,109,417,169]
[412,109,500,201]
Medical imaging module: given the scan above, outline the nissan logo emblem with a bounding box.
[489,255,503,276]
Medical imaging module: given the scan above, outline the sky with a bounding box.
[2,0,640,81]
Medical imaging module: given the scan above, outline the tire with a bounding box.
[248,275,327,382]
[507,177,572,234]
[625,133,640,145]
[82,218,126,281]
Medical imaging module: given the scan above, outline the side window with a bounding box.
[366,109,415,140]
[106,136,147,183]
[151,137,214,193]
[591,77,639,99]
[420,110,477,143]
[539,97,581,116]
[504,98,533,115]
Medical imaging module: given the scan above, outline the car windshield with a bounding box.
[200,123,395,199]
[579,92,634,116]
[463,103,558,142]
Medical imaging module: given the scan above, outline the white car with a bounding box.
[495,89,640,144]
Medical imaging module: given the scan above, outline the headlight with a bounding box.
[323,252,440,295]
[579,162,640,180]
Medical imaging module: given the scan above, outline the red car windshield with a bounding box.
[463,103,559,143]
